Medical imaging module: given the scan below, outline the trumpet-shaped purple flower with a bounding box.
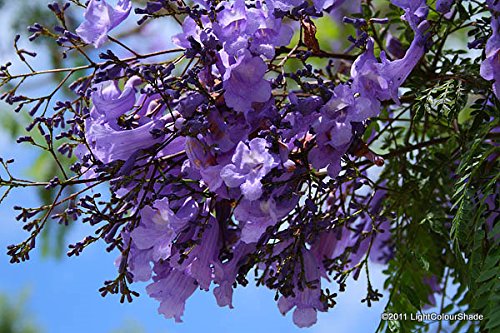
[436,0,454,14]
[82,77,184,164]
[267,0,303,11]
[125,197,198,281]
[185,217,220,290]
[386,32,406,59]
[172,16,214,51]
[311,228,351,277]
[221,51,272,113]
[172,17,202,49]
[221,138,278,201]
[313,0,348,11]
[423,275,442,308]
[281,94,323,142]
[391,0,428,31]
[214,0,251,55]
[76,0,132,48]
[91,76,140,129]
[308,144,345,178]
[85,112,166,164]
[213,242,255,308]
[214,0,292,58]
[146,265,198,322]
[246,3,293,58]
[132,198,196,259]
[121,232,153,281]
[277,249,326,328]
[4,0,489,328]
[351,34,427,105]
[480,13,500,99]
[235,190,298,243]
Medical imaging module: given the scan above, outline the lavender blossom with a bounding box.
[423,275,442,308]
[213,242,255,308]
[234,189,298,243]
[76,0,132,48]
[213,0,292,58]
[221,51,272,113]
[277,249,326,328]
[221,138,278,201]
[146,265,198,322]
[480,11,500,99]
[267,0,304,12]
[436,0,454,14]
[313,0,348,12]
[85,91,167,164]
[131,198,196,261]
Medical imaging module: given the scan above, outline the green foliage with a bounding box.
[368,2,500,332]
[412,79,468,122]
[0,292,41,333]
[474,244,500,332]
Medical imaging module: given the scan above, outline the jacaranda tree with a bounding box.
[0,0,498,331]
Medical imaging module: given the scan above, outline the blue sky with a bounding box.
[0,4,387,332]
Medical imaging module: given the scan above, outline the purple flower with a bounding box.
[184,112,246,192]
[277,249,326,328]
[221,51,272,113]
[221,138,278,201]
[83,78,182,164]
[386,32,406,59]
[214,1,292,58]
[125,198,198,281]
[185,137,216,170]
[146,265,198,322]
[172,16,213,50]
[76,0,132,48]
[185,217,220,290]
[172,17,201,49]
[313,0,348,12]
[213,242,255,308]
[85,113,166,164]
[205,109,245,152]
[423,275,442,308]
[267,0,304,12]
[480,15,500,99]
[121,232,153,281]
[235,190,298,243]
[132,198,196,259]
[323,84,376,122]
[436,0,454,14]
[309,144,345,178]
[162,215,220,291]
[91,77,140,129]
[314,116,353,149]
[214,0,251,53]
[246,4,293,58]
[391,0,428,31]
[350,24,427,105]
[281,94,323,142]
[311,228,350,263]
[175,92,206,118]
